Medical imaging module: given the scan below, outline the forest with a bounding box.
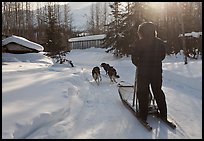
[2,2,202,62]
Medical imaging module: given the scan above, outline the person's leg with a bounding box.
[150,74,167,118]
[137,76,149,121]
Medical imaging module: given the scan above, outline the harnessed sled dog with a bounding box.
[92,66,102,85]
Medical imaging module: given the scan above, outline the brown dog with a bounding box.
[92,66,102,85]
[107,66,120,83]
[100,63,110,75]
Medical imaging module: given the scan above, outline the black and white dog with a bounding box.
[92,66,102,85]
[100,63,120,83]
[107,66,120,83]
[100,63,110,75]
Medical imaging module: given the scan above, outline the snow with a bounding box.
[178,31,202,38]
[2,52,53,64]
[2,35,44,52]
[68,34,106,42]
[2,48,202,139]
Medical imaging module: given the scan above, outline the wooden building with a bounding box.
[2,35,44,54]
[68,34,106,49]
[178,31,202,58]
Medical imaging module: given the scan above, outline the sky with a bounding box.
[2,40,202,139]
[11,2,173,30]
[30,2,95,10]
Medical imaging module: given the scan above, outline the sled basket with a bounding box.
[117,82,158,115]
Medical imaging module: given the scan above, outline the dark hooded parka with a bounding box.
[131,22,167,121]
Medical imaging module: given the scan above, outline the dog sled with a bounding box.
[117,81,176,131]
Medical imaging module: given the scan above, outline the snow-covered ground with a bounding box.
[2,48,202,139]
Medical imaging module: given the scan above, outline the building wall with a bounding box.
[70,39,104,49]
[3,43,38,54]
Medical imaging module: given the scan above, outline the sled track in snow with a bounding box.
[166,115,191,139]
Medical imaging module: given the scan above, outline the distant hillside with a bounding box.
[71,5,91,31]
[71,3,112,31]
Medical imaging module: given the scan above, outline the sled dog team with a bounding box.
[92,62,120,85]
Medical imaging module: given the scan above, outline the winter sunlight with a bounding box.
[148,2,165,8]
[148,2,166,11]
[2,2,202,139]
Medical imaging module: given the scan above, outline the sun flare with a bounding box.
[148,2,165,9]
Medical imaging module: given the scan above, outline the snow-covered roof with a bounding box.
[178,32,202,38]
[68,34,106,42]
[2,35,44,51]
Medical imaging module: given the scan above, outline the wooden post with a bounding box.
[132,69,137,109]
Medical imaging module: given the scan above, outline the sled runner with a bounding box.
[117,81,176,131]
